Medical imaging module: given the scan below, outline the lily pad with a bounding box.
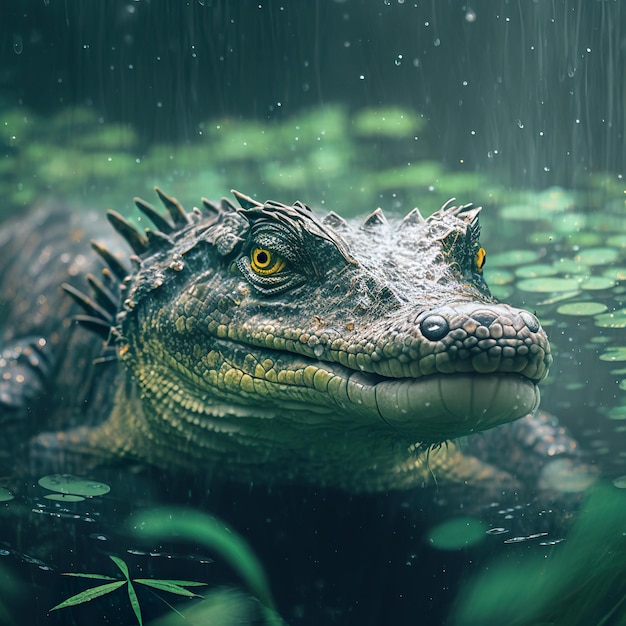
[602,267,626,281]
[574,247,620,266]
[552,213,588,234]
[552,258,589,276]
[607,405,626,420]
[612,475,626,488]
[527,231,558,245]
[539,458,597,493]
[565,231,601,246]
[556,302,607,316]
[426,517,486,550]
[580,276,616,291]
[352,106,424,138]
[599,347,626,362]
[595,309,626,328]
[38,474,111,498]
[484,269,514,285]
[516,277,580,293]
[607,234,626,249]
[44,494,85,502]
[488,249,541,268]
[499,204,544,221]
[515,264,557,279]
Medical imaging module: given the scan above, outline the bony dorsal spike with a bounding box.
[231,189,262,210]
[201,198,221,215]
[91,241,129,282]
[458,205,482,224]
[293,200,313,213]
[399,207,427,228]
[106,210,149,255]
[220,197,239,212]
[322,211,348,229]
[145,229,174,250]
[73,315,113,341]
[85,272,118,316]
[154,187,189,228]
[362,207,387,229]
[62,282,112,323]
[134,196,175,234]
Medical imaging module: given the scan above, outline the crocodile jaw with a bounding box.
[363,372,540,440]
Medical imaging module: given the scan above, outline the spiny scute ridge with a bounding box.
[71,189,483,351]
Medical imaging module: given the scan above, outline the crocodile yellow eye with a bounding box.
[475,247,486,272]
[250,247,285,275]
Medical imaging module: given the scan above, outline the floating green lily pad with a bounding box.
[499,204,544,221]
[551,258,589,275]
[599,347,626,362]
[607,234,626,249]
[488,249,541,268]
[44,493,85,502]
[489,285,514,301]
[602,267,626,281]
[595,309,626,328]
[556,302,607,316]
[484,269,514,285]
[426,517,486,550]
[612,475,626,488]
[527,231,558,245]
[515,264,558,279]
[580,276,616,291]
[352,106,424,138]
[0,487,14,502]
[38,474,111,498]
[517,277,580,293]
[565,231,601,246]
[574,247,620,266]
[591,336,613,344]
[553,213,587,234]
[539,458,597,493]
[608,405,626,420]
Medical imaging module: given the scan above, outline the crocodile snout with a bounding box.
[415,303,551,383]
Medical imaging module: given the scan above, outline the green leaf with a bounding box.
[136,579,207,587]
[110,555,130,580]
[62,573,118,581]
[127,581,142,626]
[134,579,204,597]
[130,508,275,611]
[50,580,126,611]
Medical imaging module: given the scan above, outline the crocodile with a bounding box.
[0,189,553,492]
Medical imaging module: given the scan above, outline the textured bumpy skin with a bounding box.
[0,190,554,492]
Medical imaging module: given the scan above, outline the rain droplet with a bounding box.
[13,34,23,55]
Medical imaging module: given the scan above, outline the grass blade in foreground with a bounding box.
[50,580,126,611]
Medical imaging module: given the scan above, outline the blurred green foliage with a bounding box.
[452,483,626,626]
[0,103,496,219]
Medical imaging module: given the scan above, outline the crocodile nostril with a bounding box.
[472,310,498,327]
[520,310,540,333]
[420,314,449,341]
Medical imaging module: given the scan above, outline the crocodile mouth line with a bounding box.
[155,339,540,440]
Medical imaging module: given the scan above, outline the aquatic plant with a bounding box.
[451,483,626,626]
[50,554,206,626]
[129,507,285,625]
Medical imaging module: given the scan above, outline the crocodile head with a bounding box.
[84,189,551,489]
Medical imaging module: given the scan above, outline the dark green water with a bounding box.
[1,2,625,625]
